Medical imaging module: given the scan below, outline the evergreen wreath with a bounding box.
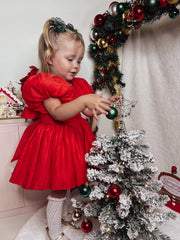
[89,0,180,95]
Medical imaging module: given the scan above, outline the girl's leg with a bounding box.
[46,190,70,240]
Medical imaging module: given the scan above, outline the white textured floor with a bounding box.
[0,206,179,240]
[13,206,86,240]
[0,212,34,240]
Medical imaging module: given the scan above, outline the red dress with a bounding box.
[10,73,96,190]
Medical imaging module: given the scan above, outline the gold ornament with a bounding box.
[167,0,179,4]
[122,9,132,21]
[114,119,123,131]
[122,26,132,35]
[97,38,108,48]
[126,22,133,28]
[107,46,116,53]
[72,208,82,222]
[107,61,119,69]
[114,84,121,95]
[106,227,111,232]
[106,194,110,199]
[95,65,104,70]
[131,192,136,197]
[122,9,133,29]
[112,75,118,84]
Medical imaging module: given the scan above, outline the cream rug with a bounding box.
[14,205,86,240]
[14,204,179,240]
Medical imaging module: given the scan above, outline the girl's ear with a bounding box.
[45,51,53,65]
[46,55,53,65]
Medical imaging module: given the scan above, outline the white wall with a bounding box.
[0,0,115,135]
[0,0,113,89]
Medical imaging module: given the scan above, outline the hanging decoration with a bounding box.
[81,218,93,233]
[108,184,121,198]
[105,93,137,131]
[78,182,91,198]
[106,106,118,119]
[89,0,180,130]
[72,208,83,222]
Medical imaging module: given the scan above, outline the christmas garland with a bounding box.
[89,0,180,95]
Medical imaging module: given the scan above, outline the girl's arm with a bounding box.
[43,94,111,121]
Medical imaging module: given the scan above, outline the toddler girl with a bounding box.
[10,17,114,240]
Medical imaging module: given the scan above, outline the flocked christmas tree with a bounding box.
[71,129,175,240]
[70,1,179,239]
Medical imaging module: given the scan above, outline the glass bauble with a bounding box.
[108,184,121,198]
[144,0,158,13]
[117,3,125,13]
[81,218,92,233]
[94,14,104,26]
[109,2,119,16]
[131,5,145,21]
[78,183,91,198]
[106,107,118,119]
[169,8,179,19]
[160,0,168,7]
[72,208,82,222]
[167,0,179,4]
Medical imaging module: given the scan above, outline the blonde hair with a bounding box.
[38,18,84,73]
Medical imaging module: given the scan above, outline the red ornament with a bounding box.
[131,5,145,21]
[94,14,104,26]
[171,166,177,174]
[109,37,116,44]
[81,219,92,233]
[160,0,168,7]
[108,184,121,198]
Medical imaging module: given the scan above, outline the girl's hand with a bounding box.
[83,94,111,120]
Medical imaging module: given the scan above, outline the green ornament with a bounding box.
[92,45,97,51]
[117,3,125,13]
[169,8,179,19]
[78,183,91,198]
[116,30,123,37]
[106,107,118,119]
[144,0,158,13]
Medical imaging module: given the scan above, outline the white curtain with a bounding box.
[121,16,180,173]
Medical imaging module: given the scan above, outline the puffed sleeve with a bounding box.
[21,73,73,119]
[72,78,94,97]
